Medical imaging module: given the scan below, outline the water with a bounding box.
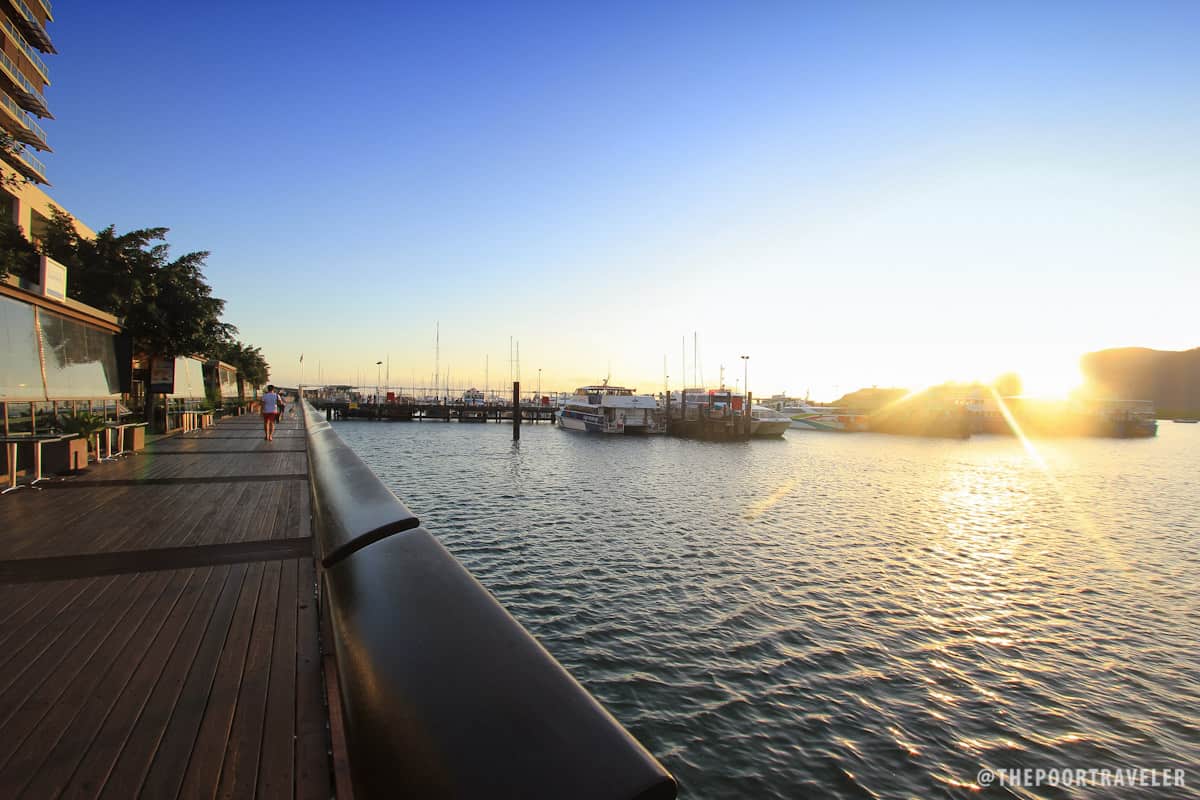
[336,420,1200,798]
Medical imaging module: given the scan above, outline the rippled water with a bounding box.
[337,419,1200,798]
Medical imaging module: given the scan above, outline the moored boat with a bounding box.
[750,405,791,437]
[558,382,663,434]
[784,404,867,432]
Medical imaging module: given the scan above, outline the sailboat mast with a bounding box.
[693,331,698,390]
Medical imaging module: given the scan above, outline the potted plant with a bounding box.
[59,412,109,466]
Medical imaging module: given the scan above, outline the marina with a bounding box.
[334,416,1200,798]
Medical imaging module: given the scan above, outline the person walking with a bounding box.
[262,385,284,441]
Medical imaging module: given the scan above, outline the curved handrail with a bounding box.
[301,399,677,799]
[303,400,419,566]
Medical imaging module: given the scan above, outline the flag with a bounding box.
[299,353,304,364]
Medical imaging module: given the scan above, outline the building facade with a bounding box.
[0,0,52,184]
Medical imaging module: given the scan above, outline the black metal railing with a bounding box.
[302,400,676,799]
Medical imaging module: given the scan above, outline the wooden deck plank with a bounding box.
[16,567,213,800]
[0,569,177,793]
[0,481,307,562]
[0,576,115,687]
[132,562,261,800]
[214,559,282,800]
[294,558,328,800]
[256,558,299,799]
[0,577,73,632]
[94,564,244,800]
[0,415,330,800]
[171,561,266,800]
[0,570,160,766]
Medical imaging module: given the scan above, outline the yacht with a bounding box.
[750,405,791,437]
[558,382,663,434]
[785,403,867,432]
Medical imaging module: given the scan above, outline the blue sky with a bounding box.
[42,1,1200,398]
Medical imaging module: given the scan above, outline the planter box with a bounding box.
[41,437,90,475]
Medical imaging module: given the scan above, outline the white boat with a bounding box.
[750,405,791,437]
[558,382,663,434]
[784,404,867,432]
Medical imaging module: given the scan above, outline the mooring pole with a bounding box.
[746,392,753,437]
[513,381,521,440]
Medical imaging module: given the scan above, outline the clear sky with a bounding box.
[42,1,1199,399]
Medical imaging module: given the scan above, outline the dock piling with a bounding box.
[513,381,521,440]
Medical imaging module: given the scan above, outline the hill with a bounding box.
[1080,347,1200,418]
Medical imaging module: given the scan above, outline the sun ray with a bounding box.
[987,386,1047,470]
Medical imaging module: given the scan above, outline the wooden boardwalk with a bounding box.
[0,413,331,799]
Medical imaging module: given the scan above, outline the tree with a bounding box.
[0,131,29,193]
[216,340,271,400]
[0,132,39,282]
[0,215,39,283]
[39,210,238,428]
[993,372,1023,398]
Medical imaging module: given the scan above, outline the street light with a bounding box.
[375,361,383,404]
[740,355,749,406]
[537,368,542,405]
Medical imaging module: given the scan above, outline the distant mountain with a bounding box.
[1080,347,1200,417]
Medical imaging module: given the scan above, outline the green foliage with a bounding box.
[0,131,29,193]
[58,411,107,438]
[39,209,237,358]
[992,372,1023,397]
[0,215,39,282]
[216,340,271,396]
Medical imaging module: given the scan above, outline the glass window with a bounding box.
[7,401,32,433]
[0,296,44,400]
[39,311,122,400]
[167,357,207,400]
[33,401,55,433]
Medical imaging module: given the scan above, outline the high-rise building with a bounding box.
[0,0,53,184]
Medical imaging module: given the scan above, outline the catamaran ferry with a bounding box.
[558,383,663,434]
[785,403,868,432]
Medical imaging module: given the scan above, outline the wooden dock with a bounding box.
[0,413,331,799]
[319,400,558,424]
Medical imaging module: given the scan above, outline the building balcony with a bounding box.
[0,87,48,149]
[2,16,48,84]
[0,45,49,117]
[34,0,50,23]
[2,141,46,182]
[6,0,54,54]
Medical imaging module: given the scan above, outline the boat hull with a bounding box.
[750,419,791,437]
[789,416,846,432]
[558,411,615,433]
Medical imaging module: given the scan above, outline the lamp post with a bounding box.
[375,361,383,405]
[537,368,542,406]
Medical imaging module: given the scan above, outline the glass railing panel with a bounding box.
[0,46,42,104]
[2,18,49,80]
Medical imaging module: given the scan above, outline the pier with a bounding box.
[315,400,559,424]
[0,405,676,799]
[0,413,329,798]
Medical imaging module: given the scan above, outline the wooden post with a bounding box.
[512,382,521,440]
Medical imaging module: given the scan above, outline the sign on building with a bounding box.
[39,256,67,302]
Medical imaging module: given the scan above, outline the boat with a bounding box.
[558,382,663,434]
[784,403,867,432]
[750,405,791,437]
